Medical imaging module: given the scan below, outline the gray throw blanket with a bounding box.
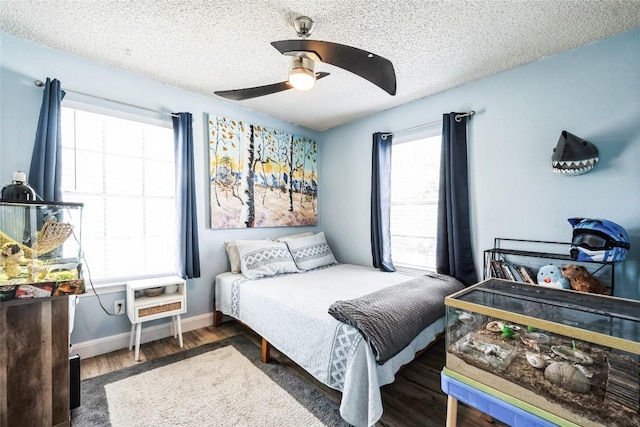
[328,272,464,364]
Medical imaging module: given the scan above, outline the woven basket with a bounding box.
[139,302,182,317]
[31,219,74,255]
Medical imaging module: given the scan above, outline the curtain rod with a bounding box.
[380,110,475,140]
[34,79,180,119]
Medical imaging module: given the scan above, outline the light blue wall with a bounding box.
[0,32,321,344]
[320,29,640,299]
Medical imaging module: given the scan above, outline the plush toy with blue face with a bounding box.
[537,264,570,289]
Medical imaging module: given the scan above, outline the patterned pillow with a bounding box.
[225,238,279,273]
[236,240,300,279]
[281,232,337,271]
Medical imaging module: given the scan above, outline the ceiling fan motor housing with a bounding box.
[294,16,314,38]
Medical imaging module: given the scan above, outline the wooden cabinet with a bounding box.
[0,296,70,427]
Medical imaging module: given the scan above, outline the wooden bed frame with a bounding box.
[214,299,272,363]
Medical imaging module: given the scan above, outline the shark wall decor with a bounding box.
[551,130,599,176]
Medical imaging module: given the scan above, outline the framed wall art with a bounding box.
[208,114,318,228]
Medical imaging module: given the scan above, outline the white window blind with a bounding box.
[390,133,441,271]
[60,106,176,283]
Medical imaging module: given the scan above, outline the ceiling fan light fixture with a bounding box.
[289,67,315,91]
[289,56,316,91]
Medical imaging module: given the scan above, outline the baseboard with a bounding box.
[71,312,214,359]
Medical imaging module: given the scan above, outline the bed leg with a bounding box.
[213,310,223,327]
[261,338,271,363]
[212,296,222,327]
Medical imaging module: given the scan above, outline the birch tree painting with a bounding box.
[208,114,318,228]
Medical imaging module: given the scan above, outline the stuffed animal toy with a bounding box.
[537,264,570,289]
[561,264,608,295]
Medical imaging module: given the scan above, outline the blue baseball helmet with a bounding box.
[568,217,630,262]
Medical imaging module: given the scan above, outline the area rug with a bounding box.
[72,334,349,426]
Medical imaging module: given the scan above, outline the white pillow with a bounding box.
[275,231,313,242]
[281,232,337,271]
[236,240,299,279]
[224,241,242,273]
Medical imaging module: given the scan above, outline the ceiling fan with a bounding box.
[214,16,397,100]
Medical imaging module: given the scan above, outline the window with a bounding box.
[61,106,176,283]
[390,131,441,271]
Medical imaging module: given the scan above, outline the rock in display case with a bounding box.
[0,201,84,300]
[445,278,640,427]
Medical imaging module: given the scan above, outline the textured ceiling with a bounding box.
[1,1,639,131]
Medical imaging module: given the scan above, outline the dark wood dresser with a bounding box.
[0,296,70,427]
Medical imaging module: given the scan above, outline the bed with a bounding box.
[213,234,464,426]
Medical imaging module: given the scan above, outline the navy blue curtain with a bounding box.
[370,132,396,272]
[29,78,65,201]
[172,112,201,279]
[436,113,477,286]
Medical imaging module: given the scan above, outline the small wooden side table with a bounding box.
[126,276,187,361]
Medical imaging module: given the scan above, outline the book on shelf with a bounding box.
[488,259,537,285]
[507,263,523,282]
[489,260,505,279]
[517,265,536,284]
[500,261,516,281]
[488,260,498,278]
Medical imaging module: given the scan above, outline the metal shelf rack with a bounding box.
[483,238,616,294]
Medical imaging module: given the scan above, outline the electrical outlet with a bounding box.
[114,299,125,315]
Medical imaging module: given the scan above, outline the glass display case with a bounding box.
[445,278,639,427]
[0,201,84,300]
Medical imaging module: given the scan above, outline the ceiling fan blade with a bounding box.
[215,81,291,101]
[271,39,396,95]
[214,72,330,100]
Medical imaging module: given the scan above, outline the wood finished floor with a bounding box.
[80,321,504,427]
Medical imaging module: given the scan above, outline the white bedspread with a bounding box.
[215,264,446,427]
